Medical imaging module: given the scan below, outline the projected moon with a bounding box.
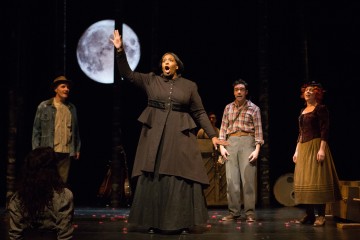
[76,20,140,84]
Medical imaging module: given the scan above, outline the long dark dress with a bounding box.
[116,51,216,231]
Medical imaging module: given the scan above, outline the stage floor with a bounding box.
[1,206,359,240]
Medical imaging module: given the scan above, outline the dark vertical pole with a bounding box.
[110,0,126,208]
[54,0,66,74]
[6,90,20,207]
[5,5,25,207]
[257,0,271,207]
[151,0,160,71]
[304,39,310,82]
[300,2,310,82]
[62,0,67,74]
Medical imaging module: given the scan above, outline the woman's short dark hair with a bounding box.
[159,52,184,74]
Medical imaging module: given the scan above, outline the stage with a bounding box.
[1,206,359,240]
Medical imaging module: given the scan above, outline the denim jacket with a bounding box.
[32,98,81,156]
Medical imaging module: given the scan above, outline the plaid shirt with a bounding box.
[219,100,264,146]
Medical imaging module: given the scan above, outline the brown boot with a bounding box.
[297,214,315,224]
[313,216,326,227]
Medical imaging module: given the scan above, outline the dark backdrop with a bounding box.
[2,0,359,207]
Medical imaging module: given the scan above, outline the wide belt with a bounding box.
[229,131,255,137]
[148,99,189,112]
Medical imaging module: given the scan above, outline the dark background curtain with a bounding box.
[2,0,358,207]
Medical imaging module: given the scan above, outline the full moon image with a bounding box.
[76,20,140,84]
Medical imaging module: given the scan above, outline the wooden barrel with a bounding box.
[274,173,297,207]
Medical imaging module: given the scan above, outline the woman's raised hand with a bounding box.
[110,29,122,49]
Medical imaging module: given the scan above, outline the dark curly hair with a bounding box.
[17,147,65,221]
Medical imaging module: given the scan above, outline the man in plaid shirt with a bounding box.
[218,79,264,223]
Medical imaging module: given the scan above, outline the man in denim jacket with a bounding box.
[32,75,81,183]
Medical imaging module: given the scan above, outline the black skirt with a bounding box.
[128,130,209,231]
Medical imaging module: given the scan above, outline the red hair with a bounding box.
[300,82,325,103]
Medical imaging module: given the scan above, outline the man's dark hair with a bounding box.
[233,78,248,90]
